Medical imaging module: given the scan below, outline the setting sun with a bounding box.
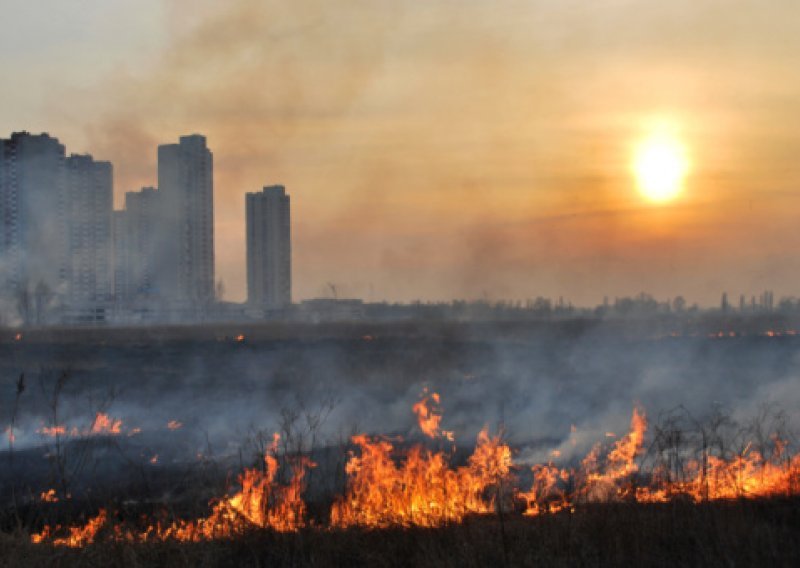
[633,132,689,203]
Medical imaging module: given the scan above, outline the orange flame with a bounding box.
[27,398,800,547]
[331,427,511,528]
[40,489,59,503]
[412,390,453,441]
[31,509,107,547]
[90,412,122,435]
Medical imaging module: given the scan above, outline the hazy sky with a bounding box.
[2,0,800,304]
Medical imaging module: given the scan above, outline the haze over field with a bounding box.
[2,0,800,304]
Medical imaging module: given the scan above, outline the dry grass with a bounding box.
[3,498,800,568]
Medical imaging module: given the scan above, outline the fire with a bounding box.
[412,390,454,441]
[521,408,648,512]
[32,433,314,546]
[40,489,59,503]
[37,425,69,437]
[31,509,108,547]
[90,412,122,435]
[149,454,159,464]
[153,445,313,540]
[167,420,183,430]
[36,413,124,439]
[330,425,512,528]
[26,395,800,548]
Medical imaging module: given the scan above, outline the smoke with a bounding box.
[24,0,795,305]
[3,326,800,472]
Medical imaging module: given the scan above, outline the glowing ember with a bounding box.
[40,489,59,503]
[37,425,69,437]
[167,420,183,430]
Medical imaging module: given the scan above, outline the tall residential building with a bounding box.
[112,210,126,304]
[0,132,67,318]
[157,135,214,305]
[114,187,160,305]
[64,154,113,315]
[246,185,291,309]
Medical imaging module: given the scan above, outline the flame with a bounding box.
[37,425,68,437]
[331,426,511,528]
[36,413,123,439]
[27,398,800,547]
[40,489,59,503]
[90,412,122,435]
[167,420,183,430]
[31,509,107,547]
[32,434,314,546]
[412,390,454,441]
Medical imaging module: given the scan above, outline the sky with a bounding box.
[1,0,800,305]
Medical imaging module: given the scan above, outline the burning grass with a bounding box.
[13,393,800,555]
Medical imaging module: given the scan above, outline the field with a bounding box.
[2,319,800,566]
[3,499,800,567]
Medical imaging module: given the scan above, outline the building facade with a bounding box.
[0,132,68,323]
[114,187,160,308]
[246,185,291,309]
[64,154,113,320]
[157,135,214,306]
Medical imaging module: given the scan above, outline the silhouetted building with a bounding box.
[0,132,67,322]
[114,187,160,307]
[246,185,291,309]
[64,154,113,320]
[112,210,126,304]
[157,135,214,306]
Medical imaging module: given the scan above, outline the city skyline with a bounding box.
[2,1,800,305]
[0,127,796,317]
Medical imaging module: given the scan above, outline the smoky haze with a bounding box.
[0,0,794,304]
[3,326,799,472]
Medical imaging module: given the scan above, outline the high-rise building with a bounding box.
[64,154,113,318]
[0,132,67,321]
[114,187,160,307]
[112,210,126,304]
[157,135,214,305]
[246,185,291,309]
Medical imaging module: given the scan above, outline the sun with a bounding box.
[633,131,689,203]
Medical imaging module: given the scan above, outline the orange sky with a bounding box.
[2,0,800,304]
